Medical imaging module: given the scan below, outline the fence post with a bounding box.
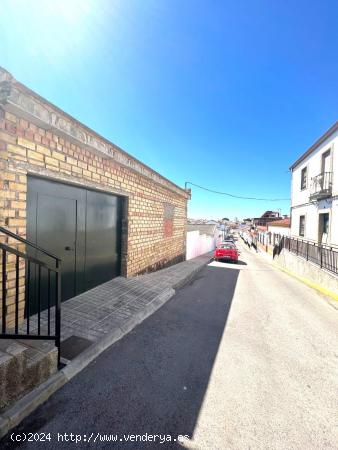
[2,249,7,334]
[306,242,309,260]
[320,246,322,268]
[296,239,298,256]
[55,259,61,368]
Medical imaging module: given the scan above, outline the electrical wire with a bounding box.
[185,182,290,201]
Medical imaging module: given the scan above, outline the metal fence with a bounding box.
[280,236,338,275]
[0,226,62,366]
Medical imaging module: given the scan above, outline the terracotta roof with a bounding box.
[267,218,290,228]
[289,121,338,170]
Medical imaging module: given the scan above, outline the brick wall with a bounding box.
[0,73,189,328]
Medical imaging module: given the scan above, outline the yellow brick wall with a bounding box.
[0,110,188,328]
[0,114,28,329]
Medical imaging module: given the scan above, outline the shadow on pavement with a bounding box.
[213,259,247,266]
[1,265,240,450]
[236,260,247,265]
[208,260,247,269]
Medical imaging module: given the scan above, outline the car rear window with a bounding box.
[220,244,235,249]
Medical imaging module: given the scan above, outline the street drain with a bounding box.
[60,335,93,360]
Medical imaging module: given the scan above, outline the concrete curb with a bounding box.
[0,257,209,439]
[61,287,175,381]
[273,263,338,309]
[0,288,175,439]
[0,372,67,438]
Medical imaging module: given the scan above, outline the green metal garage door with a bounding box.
[26,176,123,314]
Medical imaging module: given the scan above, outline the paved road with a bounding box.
[2,243,338,449]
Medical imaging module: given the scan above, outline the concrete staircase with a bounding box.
[0,339,57,411]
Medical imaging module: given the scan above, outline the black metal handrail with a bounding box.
[275,235,338,275]
[0,226,61,261]
[284,235,338,251]
[0,227,61,366]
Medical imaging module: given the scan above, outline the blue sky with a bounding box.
[1,0,337,220]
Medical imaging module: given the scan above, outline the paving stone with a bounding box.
[17,253,212,350]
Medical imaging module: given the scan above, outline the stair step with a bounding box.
[0,350,12,365]
[0,340,28,358]
[0,339,58,412]
[0,341,27,410]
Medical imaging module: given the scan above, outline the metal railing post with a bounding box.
[2,249,6,334]
[55,259,61,368]
[0,227,62,370]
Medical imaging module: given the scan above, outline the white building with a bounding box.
[290,121,338,246]
[267,219,290,244]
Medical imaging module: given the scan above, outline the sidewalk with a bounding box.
[239,238,338,310]
[0,252,212,438]
[59,251,213,345]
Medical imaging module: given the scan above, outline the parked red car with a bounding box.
[214,243,239,263]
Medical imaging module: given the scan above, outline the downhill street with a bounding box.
[2,241,338,450]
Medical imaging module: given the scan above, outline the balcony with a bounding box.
[309,172,333,201]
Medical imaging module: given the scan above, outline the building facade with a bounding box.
[244,211,282,227]
[290,121,338,247]
[0,68,189,328]
[255,219,290,254]
[267,219,291,244]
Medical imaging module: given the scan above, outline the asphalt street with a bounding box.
[2,242,338,450]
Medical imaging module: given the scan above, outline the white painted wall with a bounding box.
[291,130,338,206]
[291,129,338,246]
[186,231,215,260]
[291,199,337,245]
[267,225,291,238]
[257,225,290,247]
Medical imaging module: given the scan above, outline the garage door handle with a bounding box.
[65,246,74,251]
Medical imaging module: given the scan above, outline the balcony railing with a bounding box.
[274,236,338,275]
[309,172,332,201]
